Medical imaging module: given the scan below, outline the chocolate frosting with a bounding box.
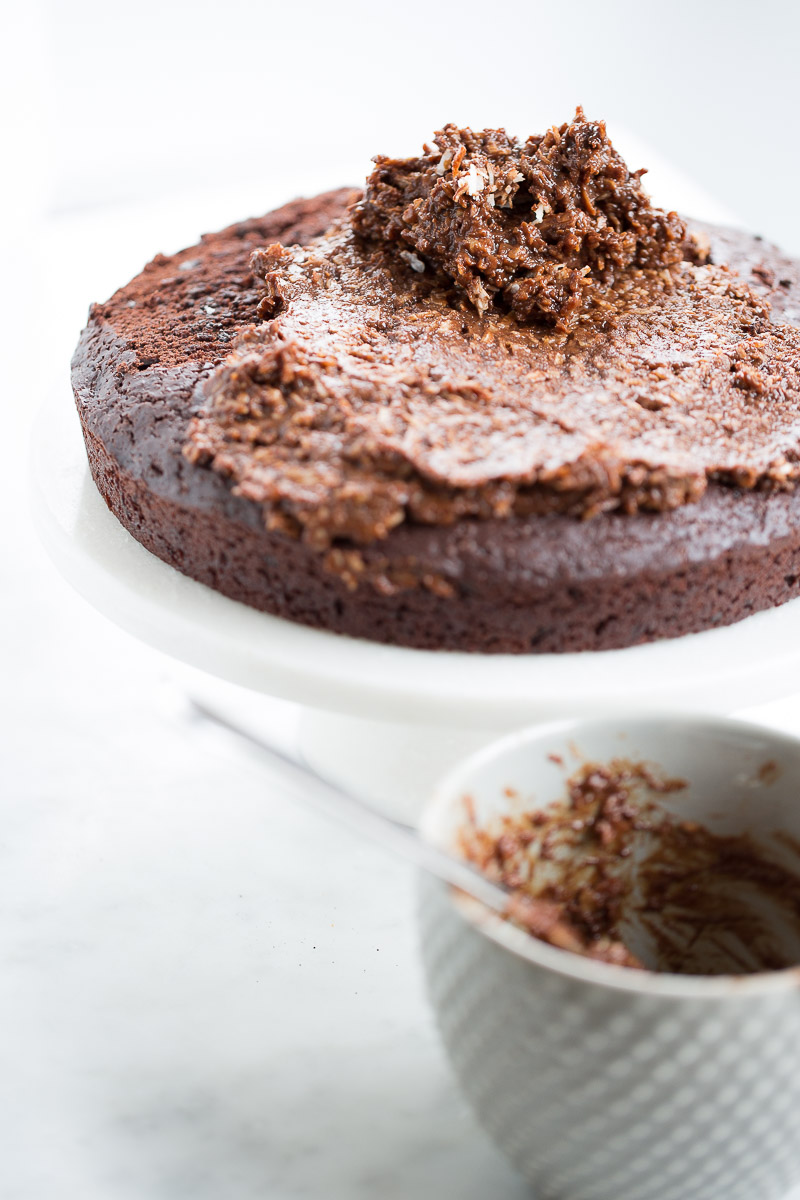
[184,115,800,553]
[352,109,686,328]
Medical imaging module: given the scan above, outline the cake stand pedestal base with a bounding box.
[298,709,499,821]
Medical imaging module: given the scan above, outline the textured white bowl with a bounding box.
[419,715,800,1200]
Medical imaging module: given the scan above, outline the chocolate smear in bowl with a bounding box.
[458,761,800,974]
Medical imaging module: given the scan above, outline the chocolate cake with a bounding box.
[71,112,800,653]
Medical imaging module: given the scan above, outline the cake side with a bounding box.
[80,418,800,651]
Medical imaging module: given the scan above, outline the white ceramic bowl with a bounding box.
[418,714,800,1200]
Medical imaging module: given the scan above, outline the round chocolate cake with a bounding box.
[71,113,800,653]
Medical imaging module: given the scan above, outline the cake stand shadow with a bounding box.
[32,392,800,821]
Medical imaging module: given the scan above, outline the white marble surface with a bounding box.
[7,158,800,1200]
[3,543,531,1200]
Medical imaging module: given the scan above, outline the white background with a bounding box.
[4,2,800,1198]
[11,0,800,249]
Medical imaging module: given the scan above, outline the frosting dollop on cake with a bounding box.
[352,109,686,329]
[184,114,800,558]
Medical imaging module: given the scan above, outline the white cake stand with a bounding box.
[31,387,800,818]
